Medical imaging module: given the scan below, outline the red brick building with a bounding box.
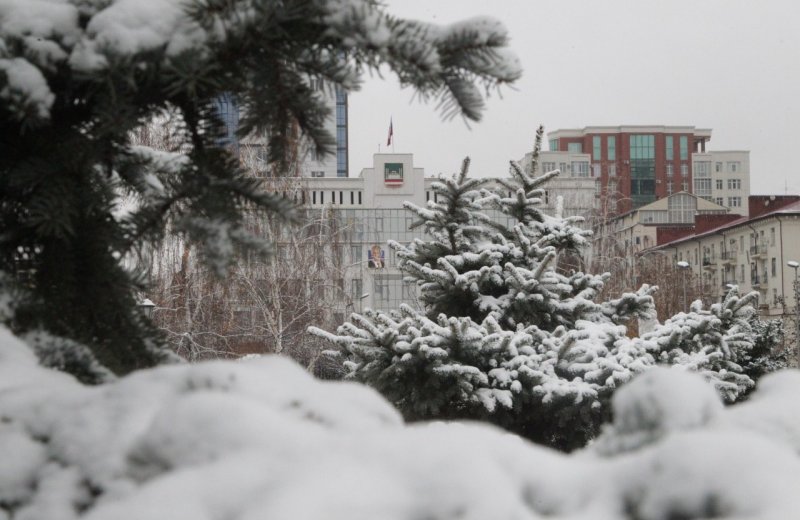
[547,126,712,213]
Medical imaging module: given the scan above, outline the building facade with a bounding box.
[595,192,729,259]
[650,196,800,317]
[546,126,755,214]
[691,150,750,215]
[261,153,598,313]
[215,84,348,178]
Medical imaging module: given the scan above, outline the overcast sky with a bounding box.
[348,0,800,194]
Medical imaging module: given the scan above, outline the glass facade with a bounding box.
[212,92,239,153]
[668,193,696,223]
[335,87,348,177]
[629,135,655,207]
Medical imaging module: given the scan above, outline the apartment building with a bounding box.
[651,196,800,316]
[547,126,751,216]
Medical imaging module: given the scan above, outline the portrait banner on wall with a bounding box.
[384,162,403,185]
[367,245,385,269]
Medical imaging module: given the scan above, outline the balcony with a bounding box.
[750,243,767,258]
[751,274,761,287]
[720,251,737,264]
[702,256,716,270]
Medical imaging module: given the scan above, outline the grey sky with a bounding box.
[348,0,800,194]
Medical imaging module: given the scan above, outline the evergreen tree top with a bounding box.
[0,0,521,378]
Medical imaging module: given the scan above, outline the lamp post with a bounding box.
[677,261,690,311]
[788,260,800,363]
[138,298,156,319]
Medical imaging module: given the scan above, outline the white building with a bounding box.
[262,153,598,313]
[692,151,750,215]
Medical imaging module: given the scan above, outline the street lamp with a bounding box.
[138,298,156,319]
[677,261,690,311]
[788,260,800,363]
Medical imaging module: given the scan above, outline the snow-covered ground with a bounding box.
[2,324,800,520]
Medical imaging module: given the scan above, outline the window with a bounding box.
[740,264,745,282]
[666,136,674,160]
[549,139,559,151]
[608,163,616,177]
[728,196,742,207]
[607,136,616,160]
[339,191,343,204]
[630,134,656,206]
[694,178,711,196]
[350,245,361,263]
[715,197,724,205]
[593,136,601,160]
[374,277,389,301]
[667,182,673,195]
[666,163,674,177]
[771,228,775,246]
[728,161,740,173]
[319,191,324,204]
[571,161,589,177]
[716,179,723,190]
[727,179,741,190]
[591,164,601,177]
[679,136,688,160]
[312,191,317,204]
[567,142,583,153]
[772,258,777,277]
[694,161,710,177]
[350,191,354,204]
[542,162,556,173]
[715,162,722,172]
[681,181,688,191]
[310,170,324,178]
[680,163,688,177]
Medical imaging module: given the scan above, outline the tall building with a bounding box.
[213,85,348,177]
[548,126,720,212]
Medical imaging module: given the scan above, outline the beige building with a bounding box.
[595,192,729,257]
[651,196,800,317]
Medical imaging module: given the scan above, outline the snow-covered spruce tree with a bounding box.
[641,288,761,401]
[0,1,520,378]
[741,314,789,386]
[313,129,655,449]
[313,128,761,450]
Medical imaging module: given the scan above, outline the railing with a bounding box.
[720,251,737,261]
[751,274,761,286]
[750,244,767,256]
[702,256,715,266]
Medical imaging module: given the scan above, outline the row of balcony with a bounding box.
[701,245,770,267]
